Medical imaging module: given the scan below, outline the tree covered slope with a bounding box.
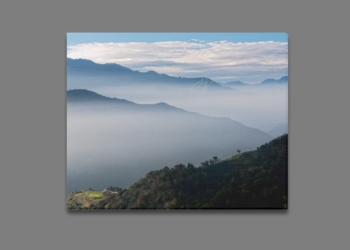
[67,134,288,209]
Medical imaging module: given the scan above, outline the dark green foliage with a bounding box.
[67,134,288,209]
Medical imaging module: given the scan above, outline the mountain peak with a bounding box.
[279,76,288,82]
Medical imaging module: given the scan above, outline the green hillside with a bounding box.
[67,134,288,209]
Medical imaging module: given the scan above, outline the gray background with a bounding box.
[1,0,349,249]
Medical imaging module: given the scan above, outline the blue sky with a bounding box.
[67,33,288,45]
[67,33,288,84]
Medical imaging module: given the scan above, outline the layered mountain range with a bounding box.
[67,58,287,89]
[67,89,273,193]
[67,58,227,90]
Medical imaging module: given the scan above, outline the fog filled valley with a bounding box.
[71,84,288,132]
[67,58,288,132]
[67,90,275,194]
[67,58,288,195]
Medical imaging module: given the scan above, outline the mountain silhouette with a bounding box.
[67,58,226,89]
[260,76,288,84]
[67,89,133,104]
[67,89,274,194]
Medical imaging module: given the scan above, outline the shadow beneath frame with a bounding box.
[66,207,289,216]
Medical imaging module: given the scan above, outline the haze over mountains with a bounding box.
[222,80,249,87]
[267,123,289,138]
[222,76,288,87]
[67,58,227,90]
[66,33,289,210]
[260,76,288,85]
[67,89,273,194]
[67,134,288,209]
[67,56,288,194]
[67,58,287,88]
[67,58,288,132]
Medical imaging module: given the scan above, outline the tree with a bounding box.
[187,163,195,171]
[237,149,241,154]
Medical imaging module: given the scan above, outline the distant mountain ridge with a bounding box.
[67,89,188,113]
[67,89,272,135]
[67,89,133,104]
[68,58,287,89]
[67,58,227,89]
[67,58,287,90]
[67,89,274,194]
[225,76,288,86]
[260,76,288,84]
[67,58,133,74]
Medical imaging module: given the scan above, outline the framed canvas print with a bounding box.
[66,33,288,209]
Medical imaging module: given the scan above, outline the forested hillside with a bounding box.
[67,134,288,209]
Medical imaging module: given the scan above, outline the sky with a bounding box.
[67,33,288,84]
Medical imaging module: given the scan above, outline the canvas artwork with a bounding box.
[66,33,288,209]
